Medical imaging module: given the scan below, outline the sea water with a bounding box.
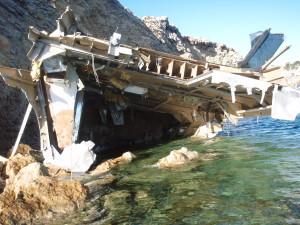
[53,116,300,224]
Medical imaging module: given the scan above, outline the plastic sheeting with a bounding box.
[51,141,96,172]
[271,85,300,121]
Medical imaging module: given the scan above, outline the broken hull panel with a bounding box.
[80,93,181,152]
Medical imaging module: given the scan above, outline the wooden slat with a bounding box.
[180,62,186,79]
[167,60,174,76]
[191,65,198,78]
[156,58,162,74]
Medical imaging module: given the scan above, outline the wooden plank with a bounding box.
[180,62,186,79]
[166,60,174,76]
[11,104,33,156]
[191,65,198,78]
[262,45,291,70]
[237,106,272,118]
[156,58,162,74]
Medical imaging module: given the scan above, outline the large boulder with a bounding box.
[7,144,44,162]
[3,143,45,180]
[5,162,49,197]
[0,162,88,224]
[90,151,136,175]
[4,153,36,179]
[156,147,199,167]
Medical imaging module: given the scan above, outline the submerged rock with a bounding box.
[102,190,132,211]
[86,174,117,199]
[122,152,137,161]
[201,152,223,161]
[179,147,199,160]
[156,147,199,167]
[0,162,88,225]
[86,174,117,188]
[90,151,136,175]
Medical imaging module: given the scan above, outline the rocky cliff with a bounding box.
[141,16,242,66]
[0,0,242,153]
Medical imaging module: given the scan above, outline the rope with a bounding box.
[91,54,101,87]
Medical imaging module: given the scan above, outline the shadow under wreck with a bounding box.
[1,8,299,171]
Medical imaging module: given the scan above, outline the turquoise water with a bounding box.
[56,116,300,224]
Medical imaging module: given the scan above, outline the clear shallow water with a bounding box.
[56,116,300,225]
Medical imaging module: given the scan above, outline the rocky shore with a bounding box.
[0,144,139,224]
[0,145,86,224]
[0,143,211,224]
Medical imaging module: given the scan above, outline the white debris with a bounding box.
[271,85,300,120]
[50,141,96,172]
[211,70,272,103]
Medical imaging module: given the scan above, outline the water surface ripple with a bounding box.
[56,116,300,224]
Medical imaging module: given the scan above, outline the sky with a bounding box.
[119,0,300,65]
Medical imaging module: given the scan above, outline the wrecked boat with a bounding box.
[0,8,299,168]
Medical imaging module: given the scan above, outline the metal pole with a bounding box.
[11,103,33,157]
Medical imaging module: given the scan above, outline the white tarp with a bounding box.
[51,141,96,172]
[271,85,300,121]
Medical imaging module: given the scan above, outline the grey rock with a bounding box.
[141,16,243,66]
